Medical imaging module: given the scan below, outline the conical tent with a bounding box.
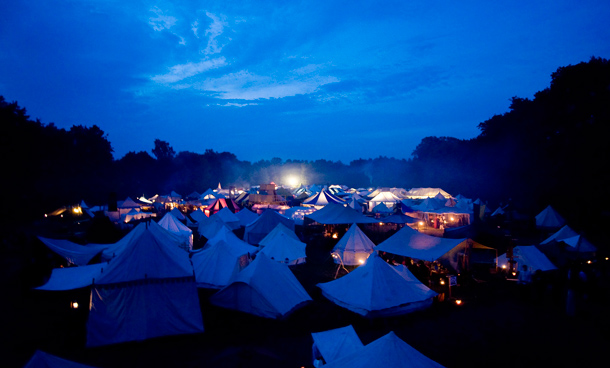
[191,240,249,289]
[235,207,259,227]
[540,225,578,244]
[305,203,378,225]
[303,189,346,207]
[258,227,307,265]
[311,325,364,365]
[189,208,209,224]
[323,331,445,368]
[332,224,375,266]
[205,226,258,256]
[210,253,312,319]
[259,222,301,246]
[198,215,233,240]
[158,212,193,250]
[535,205,565,229]
[170,207,187,221]
[211,207,241,230]
[317,253,437,317]
[244,209,295,245]
[498,245,556,272]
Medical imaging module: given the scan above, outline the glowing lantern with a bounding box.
[332,233,338,239]
[71,301,79,309]
[501,265,507,269]
[455,299,462,305]
[440,279,445,285]
[418,221,424,226]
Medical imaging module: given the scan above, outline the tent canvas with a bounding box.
[210,253,312,319]
[322,331,445,368]
[540,225,579,244]
[37,237,110,266]
[170,207,187,221]
[210,207,241,230]
[234,207,259,227]
[191,240,249,289]
[535,205,565,229]
[24,350,97,368]
[317,253,437,317]
[498,245,557,272]
[305,203,378,225]
[244,209,295,245]
[303,189,346,207]
[311,325,364,365]
[158,212,193,250]
[257,226,307,265]
[331,224,375,266]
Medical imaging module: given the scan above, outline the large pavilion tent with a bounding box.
[23,350,98,368]
[375,226,468,271]
[206,197,240,215]
[535,205,566,229]
[498,245,557,272]
[210,253,312,319]
[257,226,307,265]
[317,252,437,317]
[411,197,445,212]
[191,240,250,289]
[303,189,346,207]
[158,212,193,250]
[244,209,295,245]
[36,222,204,347]
[331,223,376,266]
[405,188,451,199]
[234,207,259,227]
[382,213,418,224]
[311,325,364,366]
[37,237,110,266]
[322,331,445,368]
[367,191,401,212]
[210,207,241,230]
[305,203,378,225]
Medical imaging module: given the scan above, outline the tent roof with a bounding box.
[535,205,565,228]
[170,207,186,221]
[24,350,98,368]
[382,213,418,224]
[369,191,401,203]
[205,226,259,256]
[561,235,597,253]
[498,245,557,272]
[311,325,364,364]
[198,215,233,240]
[234,207,260,227]
[306,203,378,225]
[244,210,295,245]
[211,207,241,230]
[317,253,437,316]
[405,188,451,199]
[540,225,579,244]
[189,209,209,223]
[376,226,467,261]
[210,253,312,319]
[303,189,346,206]
[118,197,141,209]
[36,263,107,291]
[323,331,445,368]
[37,237,110,266]
[158,212,192,236]
[332,224,375,263]
[259,222,301,246]
[258,230,307,264]
[191,240,244,289]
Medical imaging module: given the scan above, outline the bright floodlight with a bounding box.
[285,175,299,187]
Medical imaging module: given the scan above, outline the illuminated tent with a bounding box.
[117,196,141,209]
[206,197,240,215]
[204,226,258,256]
[244,209,295,245]
[498,245,556,272]
[158,212,193,250]
[234,207,259,227]
[411,197,444,212]
[368,191,401,212]
[317,253,437,317]
[371,202,394,214]
[405,188,451,199]
[311,325,364,366]
[535,205,565,229]
[375,226,468,270]
[303,189,346,207]
[331,224,375,266]
[23,350,97,368]
[322,331,445,368]
[200,188,225,200]
[191,240,251,289]
[210,253,312,319]
[258,224,307,265]
[305,203,378,225]
[210,207,241,230]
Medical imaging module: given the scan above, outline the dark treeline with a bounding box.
[2,57,609,235]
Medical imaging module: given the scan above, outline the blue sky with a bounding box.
[2,1,609,163]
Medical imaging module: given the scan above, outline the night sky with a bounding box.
[2,1,609,163]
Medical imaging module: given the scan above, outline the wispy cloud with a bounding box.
[151,57,227,84]
[191,20,199,37]
[196,70,339,100]
[203,12,227,55]
[215,102,259,107]
[148,7,177,31]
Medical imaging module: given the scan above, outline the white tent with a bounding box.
[211,207,241,230]
[535,205,565,229]
[244,209,295,245]
[158,212,193,250]
[305,203,378,225]
[367,191,401,212]
[205,226,258,255]
[170,207,187,221]
[303,189,346,207]
[405,188,451,199]
[540,225,579,244]
[234,207,259,227]
[311,325,364,366]
[331,224,375,266]
[322,331,445,368]
[210,253,312,319]
[189,208,209,224]
[37,237,110,266]
[191,240,250,289]
[198,215,233,240]
[257,225,307,265]
[317,253,437,317]
[498,245,557,272]
[376,226,467,270]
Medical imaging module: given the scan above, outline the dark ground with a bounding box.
[2,223,610,368]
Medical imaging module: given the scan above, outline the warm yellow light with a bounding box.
[440,279,445,285]
[285,175,299,187]
[332,233,338,239]
[450,217,454,221]
[455,299,462,305]
[501,265,507,269]
[587,260,591,264]
[44,214,48,218]
[358,259,364,264]
[512,272,517,276]
[379,222,384,226]
[418,221,424,226]
[71,301,79,309]
[606,257,609,261]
